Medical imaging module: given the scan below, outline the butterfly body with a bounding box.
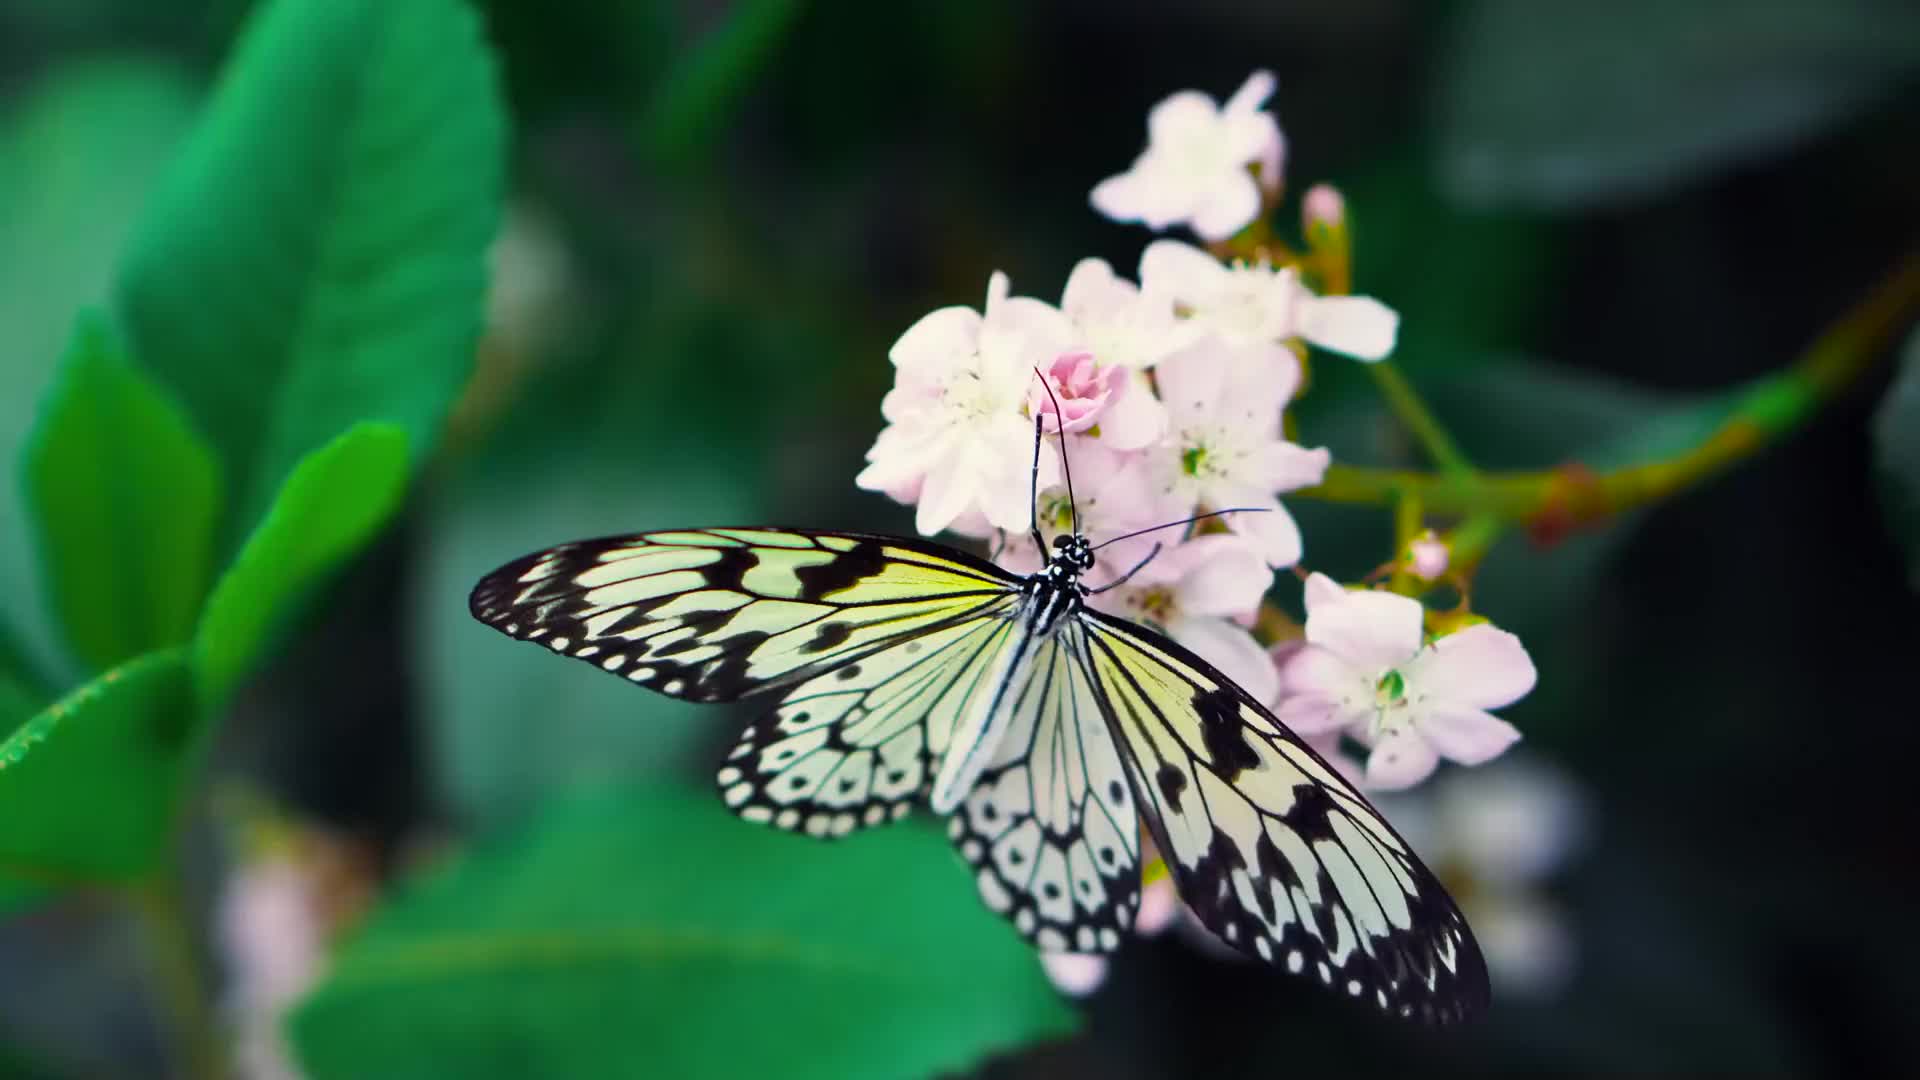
[471,521,1490,1024]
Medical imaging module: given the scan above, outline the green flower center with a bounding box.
[1181,446,1207,476]
[1374,669,1406,707]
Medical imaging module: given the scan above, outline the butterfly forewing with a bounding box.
[469,528,1018,703]
[947,621,1142,953]
[1079,609,1490,1024]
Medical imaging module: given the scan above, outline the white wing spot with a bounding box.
[716,767,742,784]
[662,679,685,695]
[741,806,772,824]
[1347,979,1363,997]
[1036,928,1067,952]
[600,654,625,671]
[1255,937,1273,962]
[1098,928,1119,950]
[776,809,800,830]
[722,783,751,807]
[1286,950,1303,974]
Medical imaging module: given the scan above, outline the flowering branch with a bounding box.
[1297,252,1920,539]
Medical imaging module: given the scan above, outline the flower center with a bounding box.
[1181,445,1207,476]
[1374,669,1406,708]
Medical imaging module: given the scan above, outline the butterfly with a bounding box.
[469,400,1489,1024]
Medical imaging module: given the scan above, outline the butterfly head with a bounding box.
[1050,533,1095,574]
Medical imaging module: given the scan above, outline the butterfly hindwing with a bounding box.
[947,621,1142,953]
[469,528,1018,703]
[1079,610,1490,1024]
[715,607,1021,836]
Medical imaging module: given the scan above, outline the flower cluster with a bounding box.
[858,72,1533,792]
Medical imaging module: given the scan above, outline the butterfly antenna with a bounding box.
[1089,507,1271,551]
[1032,368,1080,535]
[1026,413,1047,553]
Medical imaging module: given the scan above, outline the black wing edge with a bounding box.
[1080,607,1493,1025]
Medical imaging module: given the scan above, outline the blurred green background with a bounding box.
[1,0,1917,1076]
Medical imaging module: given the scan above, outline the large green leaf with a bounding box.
[0,57,199,690]
[115,0,505,530]
[0,649,194,885]
[21,312,220,674]
[291,785,1079,1080]
[1871,326,1920,588]
[194,423,409,710]
[1433,0,1920,209]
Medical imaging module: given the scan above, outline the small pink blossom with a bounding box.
[1408,530,1449,581]
[1274,573,1534,790]
[1030,351,1123,435]
[1150,338,1330,567]
[1091,71,1285,242]
[1301,183,1346,233]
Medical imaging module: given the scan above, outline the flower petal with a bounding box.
[1363,730,1439,790]
[1170,616,1278,707]
[1135,876,1182,936]
[1147,89,1221,147]
[1166,534,1269,618]
[1093,372,1167,449]
[1139,239,1226,306]
[1188,173,1262,242]
[1301,571,1347,616]
[1296,294,1399,361]
[1254,441,1331,493]
[1223,69,1277,115]
[1304,586,1423,672]
[1417,703,1521,766]
[1224,493,1303,568]
[889,305,979,370]
[1406,624,1537,709]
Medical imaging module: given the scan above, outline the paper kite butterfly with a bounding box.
[469,402,1490,1024]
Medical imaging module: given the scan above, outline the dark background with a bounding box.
[2,0,1918,1075]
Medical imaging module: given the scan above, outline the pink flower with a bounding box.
[1030,351,1123,435]
[1274,573,1534,790]
[1091,71,1285,242]
[1150,338,1330,567]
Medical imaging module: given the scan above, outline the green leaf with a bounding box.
[21,312,220,673]
[1434,0,1920,209]
[194,423,409,710]
[0,57,199,691]
[0,648,195,885]
[639,0,804,171]
[291,785,1079,1080]
[115,0,505,531]
[1871,325,1920,588]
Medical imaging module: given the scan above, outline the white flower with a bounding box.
[1140,239,1400,362]
[1150,339,1329,567]
[1090,533,1279,705]
[856,271,1072,536]
[1091,71,1284,242]
[1275,574,1534,790]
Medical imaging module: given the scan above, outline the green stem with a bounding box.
[1299,252,1920,533]
[136,877,223,1080]
[1367,360,1475,477]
